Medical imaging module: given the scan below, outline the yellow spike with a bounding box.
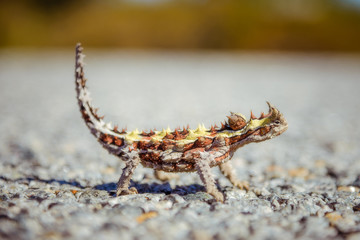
[105,122,113,129]
[154,129,167,139]
[128,129,139,137]
[194,123,207,134]
[247,118,270,130]
[194,124,201,133]
[185,129,197,140]
[125,128,141,143]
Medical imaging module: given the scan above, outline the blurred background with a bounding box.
[1,0,360,51]
[1,0,360,178]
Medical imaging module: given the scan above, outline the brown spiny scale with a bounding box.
[142,130,153,136]
[81,78,87,87]
[262,112,272,119]
[214,151,230,163]
[253,129,261,136]
[214,124,219,129]
[186,124,190,129]
[159,139,175,151]
[220,122,226,130]
[183,142,195,151]
[174,130,183,140]
[149,140,161,150]
[164,133,174,140]
[137,140,147,150]
[114,137,123,146]
[103,134,113,144]
[132,142,138,151]
[250,111,256,120]
[141,130,147,136]
[149,130,155,136]
[259,126,270,136]
[81,110,90,122]
[224,137,231,146]
[260,112,265,119]
[91,108,101,120]
[182,126,188,134]
[139,152,151,161]
[209,125,217,137]
[138,140,160,150]
[229,134,247,144]
[183,148,204,160]
[194,136,213,148]
[141,137,152,141]
[139,151,160,162]
[121,128,127,134]
[227,113,247,130]
[245,130,254,136]
[88,106,96,117]
[113,125,119,133]
[150,151,160,161]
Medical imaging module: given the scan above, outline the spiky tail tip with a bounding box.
[74,44,128,153]
[75,43,104,135]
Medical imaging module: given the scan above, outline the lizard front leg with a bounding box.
[219,161,249,191]
[116,155,140,196]
[195,158,224,202]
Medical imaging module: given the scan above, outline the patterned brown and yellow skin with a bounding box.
[75,43,288,202]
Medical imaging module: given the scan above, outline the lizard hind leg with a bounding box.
[116,155,140,196]
[219,161,249,191]
[195,158,224,202]
[154,170,179,182]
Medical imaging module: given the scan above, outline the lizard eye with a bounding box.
[274,120,281,124]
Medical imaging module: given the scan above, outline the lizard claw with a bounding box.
[234,181,250,191]
[210,191,225,203]
[116,187,138,196]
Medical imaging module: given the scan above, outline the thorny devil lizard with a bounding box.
[75,43,288,202]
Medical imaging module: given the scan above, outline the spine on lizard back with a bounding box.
[75,43,127,154]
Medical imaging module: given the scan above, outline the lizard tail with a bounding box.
[75,43,126,151]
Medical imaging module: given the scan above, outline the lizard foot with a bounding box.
[209,190,225,203]
[234,180,250,191]
[116,187,138,196]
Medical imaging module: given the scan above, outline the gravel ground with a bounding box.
[0,49,360,240]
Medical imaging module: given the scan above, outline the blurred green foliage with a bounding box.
[1,0,360,51]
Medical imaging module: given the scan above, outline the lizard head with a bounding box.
[226,102,288,147]
[245,101,287,142]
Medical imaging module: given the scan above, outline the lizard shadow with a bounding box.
[0,176,206,197]
[0,176,85,188]
[95,181,206,196]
